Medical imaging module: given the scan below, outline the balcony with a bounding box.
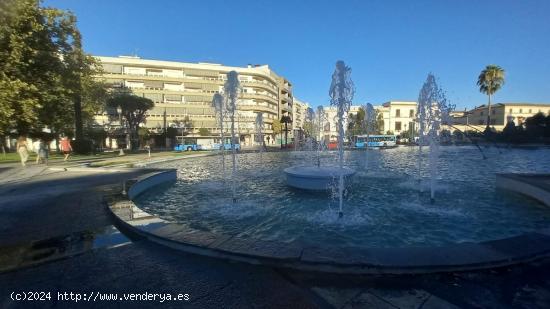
[241,93,278,105]
[282,105,292,113]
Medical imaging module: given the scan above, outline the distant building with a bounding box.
[451,103,550,132]
[94,55,293,147]
[377,101,418,135]
[291,98,310,142]
[319,101,417,141]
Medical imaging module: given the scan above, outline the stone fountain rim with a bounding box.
[284,165,356,178]
[107,170,550,275]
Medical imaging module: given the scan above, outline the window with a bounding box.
[492,109,495,115]
[510,108,513,114]
[519,109,523,113]
[395,121,402,131]
[490,119,496,125]
[409,110,414,118]
[480,111,484,116]
[478,120,484,125]
[395,109,400,117]
[529,109,532,113]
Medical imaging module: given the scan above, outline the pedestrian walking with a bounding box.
[16,136,29,166]
[37,140,49,165]
[60,137,72,161]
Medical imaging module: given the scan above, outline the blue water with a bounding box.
[135,146,550,248]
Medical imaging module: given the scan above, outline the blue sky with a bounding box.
[45,0,550,109]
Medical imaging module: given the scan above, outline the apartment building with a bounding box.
[291,98,311,141]
[452,103,550,131]
[94,56,293,146]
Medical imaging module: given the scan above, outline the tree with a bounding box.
[524,112,546,141]
[347,107,366,139]
[198,128,210,136]
[272,118,282,144]
[477,65,505,129]
[173,116,193,137]
[107,93,154,150]
[302,120,314,138]
[0,0,106,152]
[137,127,150,146]
[280,115,292,148]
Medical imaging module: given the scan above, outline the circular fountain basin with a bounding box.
[284,165,356,190]
[133,148,550,249]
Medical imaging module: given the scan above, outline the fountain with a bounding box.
[315,105,327,167]
[362,103,375,170]
[284,61,356,217]
[128,67,550,261]
[212,93,225,179]
[224,71,241,203]
[255,112,264,163]
[416,73,454,203]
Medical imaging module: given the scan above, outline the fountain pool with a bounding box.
[134,146,550,249]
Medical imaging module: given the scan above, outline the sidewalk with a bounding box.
[0,162,320,308]
[0,150,212,185]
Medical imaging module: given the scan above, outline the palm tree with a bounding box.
[477,65,505,128]
[280,115,292,149]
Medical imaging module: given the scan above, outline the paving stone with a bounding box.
[311,287,362,308]
[367,288,430,309]
[343,291,397,309]
[421,295,461,309]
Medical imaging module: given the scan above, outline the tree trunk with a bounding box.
[284,122,288,149]
[74,94,83,142]
[486,93,492,128]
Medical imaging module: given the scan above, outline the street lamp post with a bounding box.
[117,106,125,156]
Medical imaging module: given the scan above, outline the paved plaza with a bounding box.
[1,158,550,308]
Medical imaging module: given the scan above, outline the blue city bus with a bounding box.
[213,137,241,151]
[355,135,397,148]
[174,138,201,151]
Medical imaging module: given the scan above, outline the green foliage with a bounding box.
[496,112,550,144]
[346,108,365,138]
[477,65,505,96]
[280,115,292,126]
[280,115,292,146]
[0,0,106,143]
[198,128,210,136]
[347,107,383,137]
[107,93,154,150]
[166,127,178,139]
[477,64,505,128]
[173,116,193,133]
[138,127,150,147]
[72,138,93,154]
[272,118,282,135]
[302,121,314,137]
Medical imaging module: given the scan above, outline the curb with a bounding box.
[106,171,550,275]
